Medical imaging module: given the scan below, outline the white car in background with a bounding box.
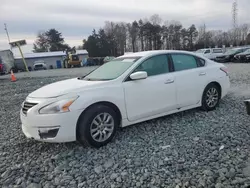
[33,60,47,71]
[20,50,230,148]
[196,48,224,60]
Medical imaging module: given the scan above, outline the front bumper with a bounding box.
[20,97,83,143]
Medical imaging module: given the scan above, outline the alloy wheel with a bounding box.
[206,87,219,108]
[90,113,114,142]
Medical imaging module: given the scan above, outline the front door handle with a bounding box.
[199,72,206,76]
[165,79,174,84]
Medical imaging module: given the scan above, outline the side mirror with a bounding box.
[130,71,147,80]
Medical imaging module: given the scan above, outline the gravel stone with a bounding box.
[215,182,223,188]
[94,166,103,174]
[110,173,118,180]
[104,159,114,169]
[1,65,250,187]
[243,165,250,177]
[203,169,213,176]
[26,183,41,188]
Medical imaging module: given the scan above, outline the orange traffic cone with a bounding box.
[10,70,17,82]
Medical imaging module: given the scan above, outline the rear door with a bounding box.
[170,53,207,108]
[212,49,223,59]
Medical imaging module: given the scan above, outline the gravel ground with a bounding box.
[1,63,250,188]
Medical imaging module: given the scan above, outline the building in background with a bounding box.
[0,49,15,73]
[14,50,88,71]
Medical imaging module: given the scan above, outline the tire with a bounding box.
[77,105,118,148]
[201,83,220,111]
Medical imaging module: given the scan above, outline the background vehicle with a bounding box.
[196,48,223,60]
[0,58,6,75]
[33,61,47,71]
[215,47,250,63]
[20,50,230,148]
[84,57,105,66]
[0,50,17,73]
[104,56,115,63]
[63,47,82,68]
[234,49,250,63]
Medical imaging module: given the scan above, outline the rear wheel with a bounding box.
[201,83,220,111]
[77,105,118,148]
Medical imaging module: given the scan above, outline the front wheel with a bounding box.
[201,83,220,111]
[77,105,118,148]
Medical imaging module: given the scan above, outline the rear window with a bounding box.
[213,49,223,53]
[35,64,43,68]
[72,55,79,61]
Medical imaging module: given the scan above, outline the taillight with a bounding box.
[220,67,229,76]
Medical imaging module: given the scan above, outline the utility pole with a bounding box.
[232,0,238,46]
[4,23,12,50]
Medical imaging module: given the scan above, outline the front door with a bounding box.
[123,54,177,122]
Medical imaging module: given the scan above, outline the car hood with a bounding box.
[28,78,107,98]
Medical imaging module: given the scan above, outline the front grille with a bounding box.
[22,102,38,115]
[241,56,247,61]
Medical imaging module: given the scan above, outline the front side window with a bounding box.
[204,50,210,54]
[134,55,169,76]
[83,57,141,81]
[171,54,197,71]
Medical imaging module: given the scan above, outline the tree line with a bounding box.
[33,14,250,57]
[83,14,250,57]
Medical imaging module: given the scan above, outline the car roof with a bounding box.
[120,50,198,58]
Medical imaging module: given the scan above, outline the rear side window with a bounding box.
[134,55,169,76]
[213,49,223,53]
[197,58,206,67]
[171,54,197,71]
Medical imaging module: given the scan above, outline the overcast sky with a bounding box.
[0,0,249,55]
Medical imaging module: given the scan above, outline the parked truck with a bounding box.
[195,48,224,60]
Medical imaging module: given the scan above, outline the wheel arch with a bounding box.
[76,101,122,139]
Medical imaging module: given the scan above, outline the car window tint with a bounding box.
[197,58,206,67]
[171,54,197,71]
[134,55,169,76]
[204,50,210,54]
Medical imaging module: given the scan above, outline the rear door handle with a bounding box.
[165,79,174,84]
[199,72,206,76]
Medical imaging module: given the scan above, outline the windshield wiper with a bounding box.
[82,78,112,81]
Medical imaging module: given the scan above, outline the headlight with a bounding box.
[39,96,78,114]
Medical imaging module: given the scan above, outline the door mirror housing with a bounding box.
[130,71,147,80]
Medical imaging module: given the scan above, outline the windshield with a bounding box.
[224,48,240,55]
[83,57,141,81]
[241,49,250,54]
[196,49,205,53]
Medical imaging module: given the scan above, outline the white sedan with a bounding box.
[20,50,230,148]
